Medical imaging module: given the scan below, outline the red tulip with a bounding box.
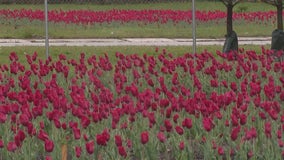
[115,135,123,147]
[7,141,17,152]
[218,146,224,155]
[221,80,228,88]
[247,150,253,159]
[280,91,284,101]
[268,109,278,120]
[85,140,94,154]
[231,126,241,141]
[231,114,239,126]
[164,119,172,132]
[148,112,156,125]
[118,146,127,158]
[53,119,61,129]
[27,122,36,136]
[202,117,213,132]
[230,82,238,91]
[19,113,30,126]
[147,79,154,87]
[212,140,217,149]
[278,139,284,147]
[44,139,54,152]
[83,134,89,141]
[261,70,267,78]
[230,148,236,157]
[14,130,26,147]
[96,129,110,146]
[127,139,132,148]
[73,128,81,140]
[175,126,184,135]
[179,141,185,150]
[235,67,242,79]
[245,127,257,140]
[240,114,247,125]
[96,134,107,146]
[0,112,7,123]
[75,146,82,158]
[264,122,271,138]
[166,108,172,118]
[140,131,149,145]
[182,118,192,129]
[9,52,18,62]
[249,82,261,96]
[277,129,282,139]
[0,139,4,148]
[173,114,179,123]
[80,116,90,128]
[62,123,67,130]
[45,155,52,160]
[120,122,128,129]
[240,104,248,112]
[210,79,218,87]
[11,103,19,114]
[225,119,229,126]
[32,106,43,117]
[38,129,49,141]
[157,132,166,143]
[172,73,179,85]
[159,98,169,108]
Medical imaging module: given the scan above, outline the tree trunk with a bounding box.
[227,4,233,35]
[223,3,238,53]
[277,0,283,30]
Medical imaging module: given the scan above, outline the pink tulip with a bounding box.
[85,140,94,154]
[44,139,54,152]
[7,141,17,152]
[118,146,127,158]
[140,131,149,145]
[175,126,184,135]
[179,141,185,150]
[114,135,122,147]
[202,117,214,132]
[75,146,82,158]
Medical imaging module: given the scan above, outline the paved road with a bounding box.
[0,37,271,47]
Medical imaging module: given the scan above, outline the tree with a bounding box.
[262,0,284,54]
[220,0,241,53]
[262,0,283,30]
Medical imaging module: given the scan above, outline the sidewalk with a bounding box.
[0,37,272,47]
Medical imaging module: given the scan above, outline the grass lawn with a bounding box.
[0,20,276,39]
[0,45,270,64]
[0,2,277,39]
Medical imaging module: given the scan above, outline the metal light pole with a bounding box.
[192,0,196,54]
[44,0,49,58]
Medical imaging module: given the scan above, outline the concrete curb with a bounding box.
[0,37,272,47]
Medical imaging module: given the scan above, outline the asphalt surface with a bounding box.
[0,37,272,47]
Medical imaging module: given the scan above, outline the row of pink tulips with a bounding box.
[0,9,278,25]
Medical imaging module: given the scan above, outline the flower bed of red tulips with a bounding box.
[0,48,284,159]
[0,9,278,26]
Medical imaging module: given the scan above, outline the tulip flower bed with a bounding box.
[0,48,284,159]
[0,9,278,26]
[0,8,277,38]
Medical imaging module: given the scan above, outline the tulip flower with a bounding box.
[141,131,149,145]
[85,140,94,155]
[44,139,54,153]
[118,146,127,158]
